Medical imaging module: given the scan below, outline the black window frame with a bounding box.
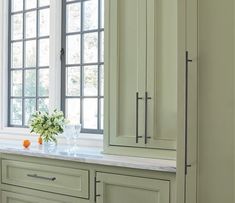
[61,0,104,134]
[8,0,50,127]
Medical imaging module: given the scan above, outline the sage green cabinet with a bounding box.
[2,160,89,198]
[104,0,178,156]
[2,191,60,203]
[1,190,88,203]
[96,173,170,203]
[0,154,176,203]
[105,0,147,148]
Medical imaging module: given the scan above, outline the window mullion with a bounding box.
[97,0,101,130]
[36,0,39,111]
[22,0,26,126]
[80,0,84,131]
[7,0,12,127]
[49,0,62,112]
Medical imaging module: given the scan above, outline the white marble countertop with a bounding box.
[0,141,176,173]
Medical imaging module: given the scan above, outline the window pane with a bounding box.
[25,40,36,67]
[12,14,23,40]
[25,69,36,96]
[24,99,36,125]
[11,70,22,96]
[38,69,49,96]
[100,98,103,129]
[38,98,49,112]
[39,0,50,7]
[100,31,104,62]
[12,42,22,68]
[84,66,98,96]
[25,11,37,39]
[100,65,104,96]
[66,99,80,125]
[66,35,80,64]
[83,98,97,129]
[9,0,50,127]
[10,99,22,125]
[83,32,98,63]
[39,38,49,66]
[63,0,103,133]
[100,0,104,28]
[25,0,37,10]
[83,0,98,31]
[11,0,23,12]
[66,66,80,96]
[67,3,81,33]
[39,9,50,37]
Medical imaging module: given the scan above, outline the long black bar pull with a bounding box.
[94,177,101,202]
[144,92,152,144]
[185,51,193,175]
[136,92,143,143]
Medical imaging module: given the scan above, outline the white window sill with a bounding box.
[0,127,103,148]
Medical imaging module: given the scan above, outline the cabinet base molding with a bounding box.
[103,145,176,160]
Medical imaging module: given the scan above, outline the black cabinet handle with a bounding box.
[27,174,56,181]
[94,177,101,202]
[185,51,193,175]
[136,92,143,143]
[144,92,152,144]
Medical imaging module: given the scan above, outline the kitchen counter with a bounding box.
[0,140,176,173]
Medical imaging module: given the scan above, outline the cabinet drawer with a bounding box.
[2,191,61,203]
[1,190,90,203]
[2,160,89,198]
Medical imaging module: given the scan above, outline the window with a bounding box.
[61,0,104,133]
[8,0,50,127]
[6,0,104,134]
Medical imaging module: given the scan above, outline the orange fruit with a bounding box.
[38,136,43,145]
[23,140,31,148]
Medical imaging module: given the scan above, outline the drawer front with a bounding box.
[2,191,60,203]
[2,160,89,198]
[1,190,90,203]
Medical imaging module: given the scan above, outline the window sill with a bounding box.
[0,127,103,148]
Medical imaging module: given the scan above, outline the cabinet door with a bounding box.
[96,173,169,203]
[106,0,147,147]
[146,0,177,150]
[2,191,59,203]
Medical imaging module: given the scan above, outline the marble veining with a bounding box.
[0,141,176,173]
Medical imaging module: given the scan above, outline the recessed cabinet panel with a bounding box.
[106,0,177,152]
[96,173,170,203]
[2,160,89,198]
[108,0,146,147]
[146,0,177,149]
[1,190,88,203]
[2,191,59,203]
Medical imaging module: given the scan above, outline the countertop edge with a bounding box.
[0,143,176,173]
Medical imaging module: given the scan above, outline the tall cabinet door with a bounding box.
[106,0,147,147]
[146,0,178,150]
[96,173,170,203]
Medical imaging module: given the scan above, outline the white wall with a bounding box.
[198,0,234,202]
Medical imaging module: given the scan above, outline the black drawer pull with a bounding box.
[27,174,56,181]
